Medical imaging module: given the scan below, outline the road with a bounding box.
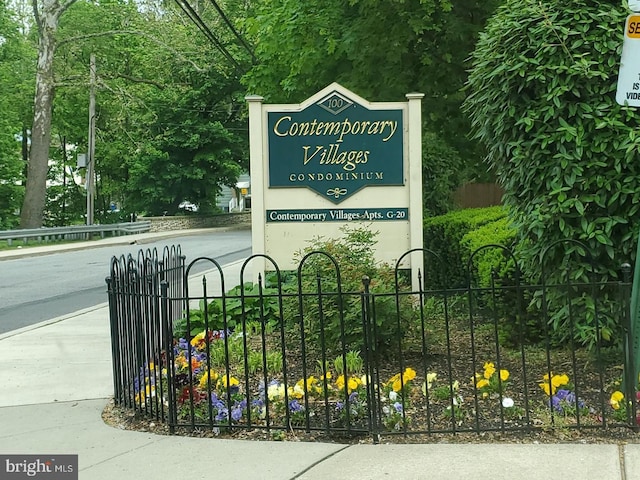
[0,229,252,333]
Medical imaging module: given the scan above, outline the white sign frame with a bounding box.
[246,83,424,290]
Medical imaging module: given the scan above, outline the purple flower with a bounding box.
[231,401,246,422]
[215,407,229,422]
[289,400,304,413]
[393,402,403,413]
[210,392,225,410]
[550,395,563,413]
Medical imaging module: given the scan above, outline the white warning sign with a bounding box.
[616,14,640,106]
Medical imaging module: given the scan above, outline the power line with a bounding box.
[173,0,244,73]
[207,0,257,64]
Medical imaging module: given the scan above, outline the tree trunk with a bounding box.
[20,0,76,228]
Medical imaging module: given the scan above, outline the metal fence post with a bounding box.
[360,275,380,443]
[622,263,638,429]
[160,279,176,432]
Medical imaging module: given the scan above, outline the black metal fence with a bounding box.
[106,244,640,442]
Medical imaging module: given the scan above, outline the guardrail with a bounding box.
[0,221,152,246]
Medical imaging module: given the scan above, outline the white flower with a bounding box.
[502,397,515,408]
[267,383,285,401]
[389,390,398,401]
[382,406,390,415]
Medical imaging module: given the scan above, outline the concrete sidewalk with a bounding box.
[0,234,639,479]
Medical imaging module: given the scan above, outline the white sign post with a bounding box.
[616,14,640,106]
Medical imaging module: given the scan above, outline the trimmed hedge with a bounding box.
[422,206,508,289]
[461,216,518,288]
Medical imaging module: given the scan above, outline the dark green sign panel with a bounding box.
[267,90,404,203]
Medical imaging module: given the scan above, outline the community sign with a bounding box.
[267,90,403,203]
[246,83,424,281]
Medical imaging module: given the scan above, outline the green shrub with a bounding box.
[423,206,507,288]
[461,216,545,345]
[284,225,414,357]
[463,0,632,350]
[174,283,281,339]
[461,216,517,287]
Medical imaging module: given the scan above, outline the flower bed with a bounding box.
[131,324,639,440]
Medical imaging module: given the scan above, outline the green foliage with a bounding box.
[461,216,545,346]
[464,0,633,349]
[461,217,518,288]
[50,0,250,218]
[207,333,283,377]
[332,350,364,376]
[243,0,501,186]
[422,132,464,217]
[423,206,508,288]
[286,225,413,356]
[173,283,281,340]
[0,2,33,228]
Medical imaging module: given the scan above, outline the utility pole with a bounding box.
[86,53,96,225]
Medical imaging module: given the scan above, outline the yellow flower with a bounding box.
[190,330,206,349]
[422,372,438,396]
[610,391,624,410]
[539,372,570,395]
[388,368,416,393]
[539,381,552,396]
[198,369,219,389]
[403,368,417,381]
[348,377,361,392]
[500,370,510,382]
[335,375,346,391]
[553,374,569,387]
[392,379,403,392]
[175,355,187,369]
[289,384,305,399]
[219,375,239,389]
[483,362,496,379]
[476,378,490,390]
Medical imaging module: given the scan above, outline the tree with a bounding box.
[0,1,34,229]
[18,0,251,222]
[464,0,635,347]
[20,0,77,228]
[243,0,501,191]
[78,1,251,216]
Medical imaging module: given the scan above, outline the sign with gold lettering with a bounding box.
[246,83,424,283]
[267,90,403,203]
